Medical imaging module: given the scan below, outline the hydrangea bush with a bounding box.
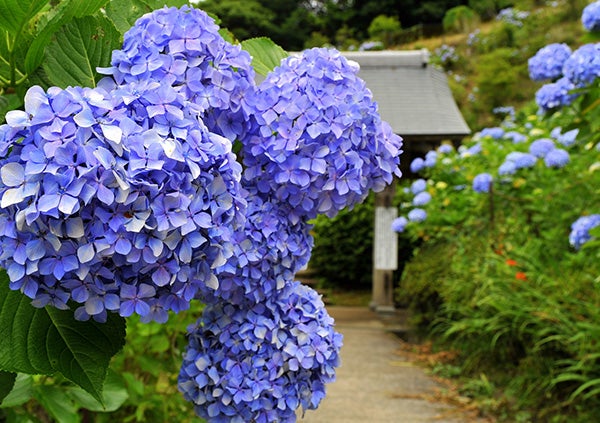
[392,4,600,418]
[0,4,402,422]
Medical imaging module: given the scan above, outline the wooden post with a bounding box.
[370,181,397,314]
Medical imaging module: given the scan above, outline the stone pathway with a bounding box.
[298,306,484,423]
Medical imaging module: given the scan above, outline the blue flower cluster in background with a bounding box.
[582,0,600,32]
[569,214,600,250]
[0,6,404,421]
[527,43,572,82]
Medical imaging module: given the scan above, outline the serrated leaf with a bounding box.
[142,0,190,9]
[43,15,121,88]
[0,370,16,404]
[34,385,80,423]
[24,0,110,74]
[105,0,153,34]
[0,373,33,408]
[0,274,126,404]
[0,0,48,34]
[241,37,288,77]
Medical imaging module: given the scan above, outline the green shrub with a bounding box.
[443,6,480,34]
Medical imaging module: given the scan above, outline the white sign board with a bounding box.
[374,206,398,270]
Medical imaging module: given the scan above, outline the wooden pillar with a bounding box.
[370,181,397,314]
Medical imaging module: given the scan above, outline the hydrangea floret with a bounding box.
[472,173,493,193]
[529,138,556,158]
[535,77,577,112]
[562,43,600,87]
[391,216,408,233]
[408,208,427,222]
[544,148,570,168]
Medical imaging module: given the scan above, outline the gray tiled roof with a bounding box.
[342,50,471,139]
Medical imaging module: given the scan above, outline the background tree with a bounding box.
[443,5,480,34]
[368,14,402,47]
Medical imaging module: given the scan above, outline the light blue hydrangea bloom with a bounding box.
[391,216,408,232]
[472,173,493,193]
[408,208,427,222]
[413,191,432,206]
[569,214,600,249]
[544,148,570,168]
[535,77,577,111]
[527,43,572,81]
[529,138,556,158]
[582,1,600,31]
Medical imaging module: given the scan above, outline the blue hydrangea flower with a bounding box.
[535,77,577,111]
[528,43,572,81]
[391,216,408,233]
[460,142,482,157]
[178,281,343,421]
[100,6,256,142]
[241,47,402,221]
[544,148,570,168]
[0,84,245,322]
[562,43,600,87]
[582,1,600,31]
[410,157,425,173]
[529,138,556,158]
[551,127,579,147]
[472,173,493,193]
[504,151,537,169]
[479,127,504,139]
[424,150,437,168]
[203,190,314,306]
[569,214,600,249]
[438,143,453,154]
[407,208,427,222]
[410,179,427,194]
[504,131,527,143]
[498,160,517,175]
[412,191,431,206]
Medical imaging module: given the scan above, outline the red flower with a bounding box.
[506,259,517,266]
[515,272,527,280]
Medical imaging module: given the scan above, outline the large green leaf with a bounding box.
[105,0,153,34]
[0,373,33,408]
[0,276,127,403]
[241,37,288,77]
[67,370,129,412]
[0,0,48,35]
[43,15,121,88]
[0,370,16,404]
[24,0,109,74]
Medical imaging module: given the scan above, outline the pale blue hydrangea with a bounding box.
[424,150,437,168]
[528,43,572,81]
[504,151,537,169]
[391,216,408,233]
[410,179,427,194]
[529,138,556,158]
[569,214,600,249]
[498,161,517,175]
[535,77,577,111]
[551,127,579,147]
[438,143,454,154]
[582,1,600,31]
[562,43,600,87]
[472,173,493,193]
[410,157,425,173]
[407,208,427,222]
[504,131,527,143]
[544,148,570,168]
[412,191,431,206]
[480,127,504,139]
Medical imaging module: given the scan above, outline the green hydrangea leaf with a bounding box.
[25,0,111,75]
[0,272,126,404]
[241,37,288,77]
[43,14,120,88]
[0,0,48,35]
[105,0,153,34]
[0,370,16,405]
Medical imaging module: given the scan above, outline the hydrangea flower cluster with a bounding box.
[562,43,600,88]
[0,83,244,322]
[529,138,556,158]
[472,173,493,193]
[100,5,256,142]
[0,6,406,420]
[569,214,600,249]
[528,43,572,81]
[582,1,600,31]
[496,8,530,27]
[241,47,403,221]
[178,281,343,422]
[535,77,577,112]
[204,190,314,306]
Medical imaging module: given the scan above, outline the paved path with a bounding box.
[298,306,481,423]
